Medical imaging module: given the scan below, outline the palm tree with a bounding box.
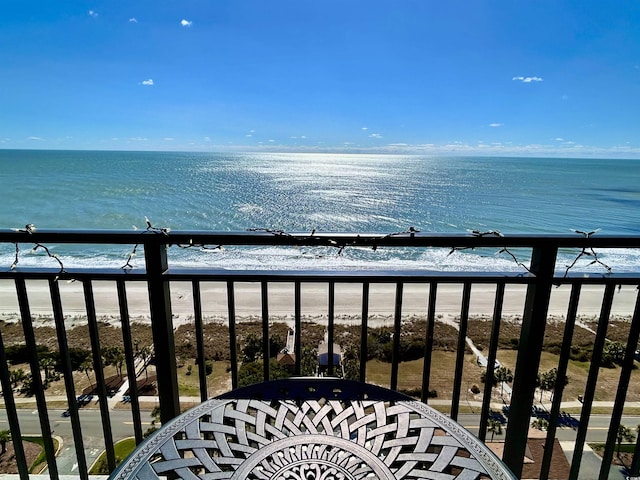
[617,424,635,462]
[138,346,152,380]
[113,350,125,378]
[494,367,513,398]
[0,430,11,455]
[537,368,568,403]
[487,418,503,442]
[80,359,93,387]
[9,368,27,389]
[39,356,57,385]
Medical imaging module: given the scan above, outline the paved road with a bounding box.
[0,408,149,474]
[1,408,637,478]
[457,413,638,480]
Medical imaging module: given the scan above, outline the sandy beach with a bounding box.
[0,279,636,327]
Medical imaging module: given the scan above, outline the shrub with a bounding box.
[601,341,625,368]
[570,346,591,362]
[5,344,50,364]
[238,359,290,387]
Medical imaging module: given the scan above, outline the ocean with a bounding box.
[1,150,639,272]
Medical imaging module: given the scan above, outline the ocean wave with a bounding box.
[3,244,638,274]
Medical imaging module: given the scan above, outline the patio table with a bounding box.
[110,378,516,480]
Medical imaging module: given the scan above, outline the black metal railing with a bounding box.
[0,229,639,479]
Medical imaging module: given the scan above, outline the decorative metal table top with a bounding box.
[110,378,515,480]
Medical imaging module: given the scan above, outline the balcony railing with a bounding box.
[0,229,639,479]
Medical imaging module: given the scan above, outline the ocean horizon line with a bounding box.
[2,146,640,161]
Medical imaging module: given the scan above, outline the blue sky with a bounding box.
[1,1,640,157]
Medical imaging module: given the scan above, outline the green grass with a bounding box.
[22,436,59,474]
[590,442,636,453]
[5,400,69,410]
[177,361,231,398]
[365,352,486,401]
[88,437,137,475]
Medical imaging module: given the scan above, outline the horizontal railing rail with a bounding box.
[0,229,639,480]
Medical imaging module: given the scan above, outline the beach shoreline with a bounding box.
[0,280,636,329]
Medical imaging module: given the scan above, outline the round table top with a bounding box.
[110,378,516,480]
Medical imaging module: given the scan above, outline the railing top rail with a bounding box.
[1,228,639,248]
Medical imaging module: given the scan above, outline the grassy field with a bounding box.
[176,360,232,398]
[88,437,137,474]
[364,349,640,414]
[365,352,485,397]
[495,350,640,403]
[23,436,59,474]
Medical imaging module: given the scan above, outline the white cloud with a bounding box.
[361,127,368,131]
[203,136,211,142]
[512,76,543,83]
[181,19,193,27]
[369,133,382,139]
[27,136,43,141]
[245,134,253,137]
[555,138,564,141]
[88,10,98,17]
[268,139,275,143]
[489,123,503,127]
[300,135,307,139]
[141,79,154,86]
[163,137,174,141]
[129,18,138,23]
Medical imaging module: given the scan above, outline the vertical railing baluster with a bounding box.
[632,319,640,478]
[479,282,505,441]
[227,281,238,389]
[328,281,335,377]
[503,245,557,478]
[117,281,143,445]
[261,281,270,381]
[451,282,471,421]
[569,283,615,480]
[0,304,29,479]
[294,281,302,376]
[359,282,370,382]
[390,282,403,391]
[49,279,88,480]
[421,282,437,403]
[192,280,208,401]
[144,239,180,424]
[83,280,116,472]
[15,278,59,479]
[539,283,581,480]
[598,287,640,480]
